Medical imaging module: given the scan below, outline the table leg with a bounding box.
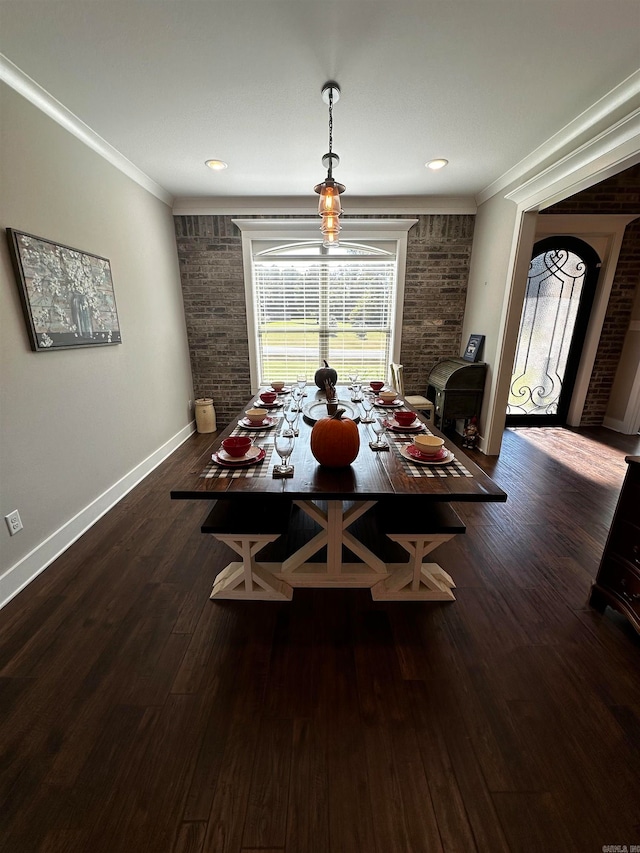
[274,499,388,586]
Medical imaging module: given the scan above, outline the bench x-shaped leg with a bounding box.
[211,533,293,600]
[371,533,457,600]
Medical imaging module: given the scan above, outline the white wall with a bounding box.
[459,193,532,455]
[605,281,640,432]
[0,83,194,606]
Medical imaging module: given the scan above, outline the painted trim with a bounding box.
[0,421,196,610]
[232,218,419,236]
[534,215,637,427]
[603,415,629,433]
[233,219,418,390]
[0,53,174,207]
[478,69,640,205]
[605,325,640,434]
[481,137,640,455]
[174,198,476,216]
[482,211,540,456]
[627,358,640,435]
[504,111,640,210]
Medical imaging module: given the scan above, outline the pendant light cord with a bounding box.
[327,88,333,178]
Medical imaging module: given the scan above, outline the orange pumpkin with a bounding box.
[311,408,360,468]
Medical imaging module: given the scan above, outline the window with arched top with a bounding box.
[234,220,416,387]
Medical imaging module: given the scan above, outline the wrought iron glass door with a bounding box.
[506,236,600,426]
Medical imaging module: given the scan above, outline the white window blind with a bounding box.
[252,243,397,384]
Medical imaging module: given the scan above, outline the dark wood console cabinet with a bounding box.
[589,455,640,635]
[426,358,487,429]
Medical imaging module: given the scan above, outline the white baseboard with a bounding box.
[0,421,196,610]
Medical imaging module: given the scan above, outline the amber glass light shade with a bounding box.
[318,183,342,216]
[320,213,341,247]
[315,176,345,246]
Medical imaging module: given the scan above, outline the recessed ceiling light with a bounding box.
[426,159,448,170]
[205,159,228,171]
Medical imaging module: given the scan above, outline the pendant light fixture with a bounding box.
[314,81,345,248]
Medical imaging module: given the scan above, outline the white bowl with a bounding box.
[245,407,268,425]
[412,434,445,456]
[270,381,285,391]
[378,390,398,403]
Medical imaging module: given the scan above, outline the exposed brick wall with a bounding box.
[401,215,475,396]
[174,216,247,428]
[174,214,475,428]
[544,163,640,425]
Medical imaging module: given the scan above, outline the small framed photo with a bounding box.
[463,334,484,362]
[6,229,122,352]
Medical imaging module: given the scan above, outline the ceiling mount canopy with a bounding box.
[314,81,345,248]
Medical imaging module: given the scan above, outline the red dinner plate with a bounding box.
[238,416,276,429]
[375,397,402,407]
[383,418,424,433]
[211,447,266,467]
[405,445,451,464]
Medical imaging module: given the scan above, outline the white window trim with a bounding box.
[233,219,417,390]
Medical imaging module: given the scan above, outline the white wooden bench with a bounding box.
[201,498,293,600]
[370,499,465,601]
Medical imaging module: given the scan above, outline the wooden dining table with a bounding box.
[170,387,507,601]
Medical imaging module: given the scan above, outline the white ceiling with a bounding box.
[1,0,639,207]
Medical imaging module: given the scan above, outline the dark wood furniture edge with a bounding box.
[589,581,640,634]
[589,455,640,636]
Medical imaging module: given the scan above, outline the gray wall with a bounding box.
[0,83,194,604]
[174,214,475,428]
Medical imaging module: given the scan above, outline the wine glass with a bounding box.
[274,431,294,474]
[361,393,375,423]
[290,396,302,433]
[296,374,307,395]
[351,381,362,403]
[347,371,360,390]
[371,416,388,449]
[283,401,298,437]
[291,386,303,411]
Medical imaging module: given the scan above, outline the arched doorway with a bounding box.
[506,236,601,426]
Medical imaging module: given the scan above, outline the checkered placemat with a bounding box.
[199,416,289,479]
[200,442,276,479]
[388,433,473,479]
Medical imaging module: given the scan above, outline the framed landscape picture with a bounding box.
[463,333,484,362]
[6,229,122,352]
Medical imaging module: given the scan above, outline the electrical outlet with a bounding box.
[5,510,23,536]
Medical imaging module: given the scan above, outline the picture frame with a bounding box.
[463,333,484,363]
[6,228,122,352]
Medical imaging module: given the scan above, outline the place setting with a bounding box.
[374,389,403,408]
[397,434,456,467]
[382,410,427,433]
[256,390,285,409]
[211,436,267,468]
[265,381,291,395]
[237,407,279,431]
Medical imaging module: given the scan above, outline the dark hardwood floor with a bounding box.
[1,426,639,853]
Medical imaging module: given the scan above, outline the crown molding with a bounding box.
[504,108,640,209]
[0,53,174,207]
[477,68,640,206]
[172,196,476,216]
